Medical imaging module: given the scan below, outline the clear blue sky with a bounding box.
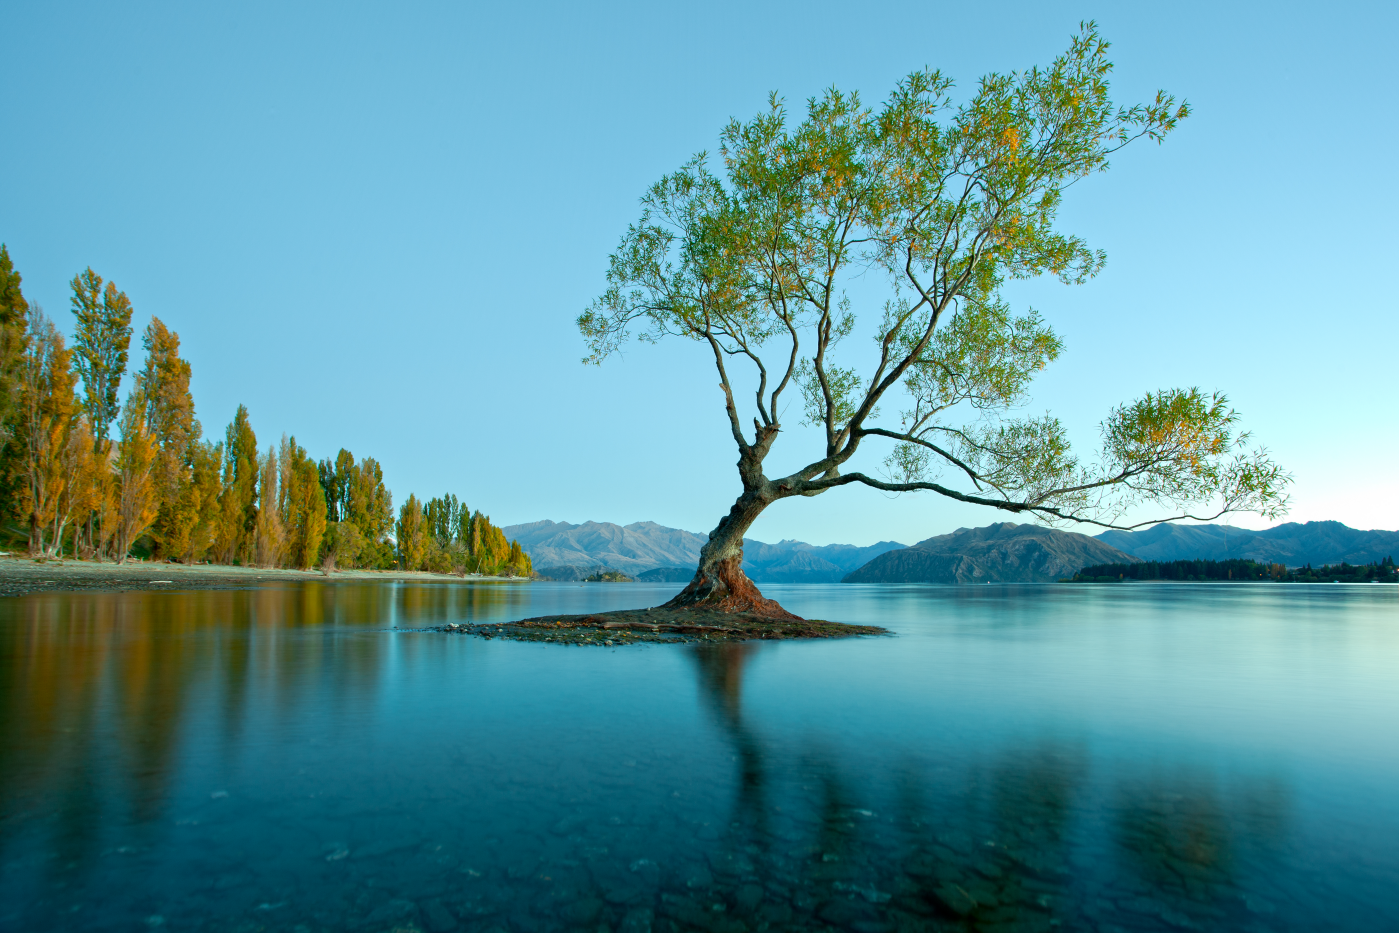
[4,1,1395,545]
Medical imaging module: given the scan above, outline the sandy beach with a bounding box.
[0,555,529,598]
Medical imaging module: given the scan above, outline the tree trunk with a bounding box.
[27,509,42,557]
[663,490,801,620]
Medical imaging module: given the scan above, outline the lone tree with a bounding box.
[579,26,1288,620]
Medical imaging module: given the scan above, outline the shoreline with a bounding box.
[0,556,529,598]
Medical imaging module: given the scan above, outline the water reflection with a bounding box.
[686,641,1300,932]
[0,584,1395,932]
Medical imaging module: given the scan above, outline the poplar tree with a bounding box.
[316,448,394,569]
[51,416,98,556]
[348,455,393,567]
[295,457,327,569]
[396,493,426,570]
[277,436,326,569]
[507,539,532,577]
[70,269,134,451]
[254,442,284,567]
[214,406,259,564]
[0,245,32,446]
[110,402,159,563]
[13,310,78,555]
[184,438,223,562]
[133,317,200,559]
[70,269,134,555]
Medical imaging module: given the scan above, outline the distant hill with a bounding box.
[1096,521,1399,567]
[503,520,706,578]
[502,519,905,583]
[635,566,696,583]
[741,538,907,583]
[843,523,1136,584]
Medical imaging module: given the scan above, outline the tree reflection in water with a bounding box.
[0,588,1337,933]
[688,642,1295,933]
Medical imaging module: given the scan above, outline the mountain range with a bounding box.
[1095,521,1399,566]
[842,523,1135,584]
[503,517,1397,585]
[501,520,904,583]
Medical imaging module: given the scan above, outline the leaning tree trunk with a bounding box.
[663,490,802,621]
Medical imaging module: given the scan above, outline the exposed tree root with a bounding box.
[662,556,803,620]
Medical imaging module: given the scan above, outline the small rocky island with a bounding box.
[428,608,887,645]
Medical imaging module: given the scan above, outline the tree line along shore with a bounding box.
[0,246,531,576]
[1068,557,1397,584]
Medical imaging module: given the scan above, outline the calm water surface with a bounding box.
[2,581,1396,932]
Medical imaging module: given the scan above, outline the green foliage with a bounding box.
[70,268,134,447]
[1071,557,1397,583]
[579,24,1286,533]
[316,448,394,568]
[0,245,31,445]
[389,493,531,576]
[215,404,259,564]
[583,569,632,582]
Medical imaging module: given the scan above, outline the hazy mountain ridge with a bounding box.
[843,523,1137,584]
[1096,521,1399,566]
[501,519,904,583]
[505,517,1398,585]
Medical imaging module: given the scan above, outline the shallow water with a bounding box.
[1,581,1396,932]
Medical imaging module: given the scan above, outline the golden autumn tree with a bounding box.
[132,317,201,560]
[277,436,325,569]
[466,511,511,575]
[110,402,159,563]
[396,493,426,571]
[182,439,224,562]
[51,415,100,555]
[508,539,532,577]
[13,310,78,555]
[253,442,284,567]
[213,405,258,564]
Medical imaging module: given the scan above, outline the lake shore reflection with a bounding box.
[1,582,1396,931]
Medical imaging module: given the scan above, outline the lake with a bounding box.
[1,581,1396,932]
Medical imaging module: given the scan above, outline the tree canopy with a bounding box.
[580,25,1288,539]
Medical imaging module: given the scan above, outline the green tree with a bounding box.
[317,449,393,567]
[0,245,32,448]
[70,269,134,451]
[580,25,1289,616]
[70,268,134,556]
